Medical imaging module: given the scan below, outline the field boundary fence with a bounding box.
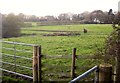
[0,41,113,82]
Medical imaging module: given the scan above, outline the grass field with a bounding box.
[4,24,113,55]
[2,24,113,81]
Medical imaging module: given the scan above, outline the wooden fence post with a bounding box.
[38,46,42,83]
[99,64,112,83]
[71,48,76,79]
[33,45,38,83]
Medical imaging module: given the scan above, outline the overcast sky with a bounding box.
[0,0,120,16]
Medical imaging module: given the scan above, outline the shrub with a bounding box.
[105,12,120,57]
[2,14,23,38]
[105,12,120,82]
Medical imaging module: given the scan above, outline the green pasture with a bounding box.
[5,24,113,55]
[2,24,114,81]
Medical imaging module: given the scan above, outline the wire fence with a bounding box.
[1,41,107,82]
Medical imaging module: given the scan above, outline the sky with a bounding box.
[0,0,120,16]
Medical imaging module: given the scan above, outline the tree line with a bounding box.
[2,9,116,24]
[1,9,119,38]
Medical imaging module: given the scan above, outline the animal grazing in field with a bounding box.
[83,28,87,33]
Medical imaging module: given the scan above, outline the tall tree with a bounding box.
[108,9,115,23]
[89,10,105,23]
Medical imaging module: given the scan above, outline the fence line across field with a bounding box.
[1,41,113,82]
[1,41,99,82]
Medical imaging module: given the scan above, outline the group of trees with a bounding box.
[10,9,116,24]
[56,9,115,24]
[1,9,118,38]
[2,9,116,27]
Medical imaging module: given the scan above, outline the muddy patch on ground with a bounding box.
[43,32,80,36]
[21,33,36,36]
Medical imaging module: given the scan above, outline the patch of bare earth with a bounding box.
[43,32,80,36]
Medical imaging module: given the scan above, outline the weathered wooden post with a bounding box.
[33,45,38,83]
[71,48,76,79]
[38,46,42,82]
[99,64,112,83]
